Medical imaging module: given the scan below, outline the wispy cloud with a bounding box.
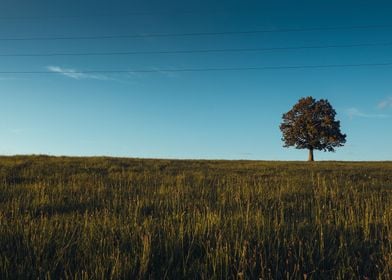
[150,67,180,78]
[346,107,389,119]
[378,97,392,109]
[47,66,110,80]
[0,76,21,81]
[47,65,181,81]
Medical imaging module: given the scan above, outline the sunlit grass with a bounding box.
[0,156,391,279]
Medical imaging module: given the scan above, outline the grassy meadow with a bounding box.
[0,156,391,279]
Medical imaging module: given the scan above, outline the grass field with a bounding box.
[0,156,391,279]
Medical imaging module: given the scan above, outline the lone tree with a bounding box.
[280,96,346,161]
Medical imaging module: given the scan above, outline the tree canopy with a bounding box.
[280,96,346,161]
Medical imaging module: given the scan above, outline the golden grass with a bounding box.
[0,156,391,279]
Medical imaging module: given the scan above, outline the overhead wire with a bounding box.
[0,24,391,41]
[1,62,392,75]
[0,21,391,75]
[0,9,270,20]
[0,42,391,57]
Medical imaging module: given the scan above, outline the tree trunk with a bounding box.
[308,149,314,161]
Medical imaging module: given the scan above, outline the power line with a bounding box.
[0,8,266,20]
[0,42,391,57]
[1,62,392,75]
[0,24,391,41]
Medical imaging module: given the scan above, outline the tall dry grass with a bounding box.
[0,156,391,279]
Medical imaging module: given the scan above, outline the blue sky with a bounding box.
[1,0,392,160]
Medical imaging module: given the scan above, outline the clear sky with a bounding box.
[0,0,391,160]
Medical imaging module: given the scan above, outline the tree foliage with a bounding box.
[280,97,346,158]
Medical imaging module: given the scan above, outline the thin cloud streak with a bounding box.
[46,66,144,84]
[46,66,110,80]
[346,107,390,119]
[150,66,180,78]
[0,76,21,80]
[378,97,392,109]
